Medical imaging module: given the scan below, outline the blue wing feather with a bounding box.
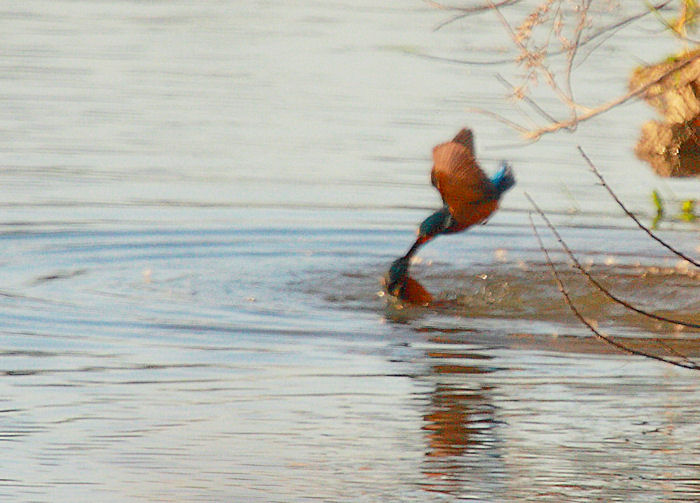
[491,162,515,196]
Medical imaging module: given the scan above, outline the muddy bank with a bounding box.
[631,49,700,177]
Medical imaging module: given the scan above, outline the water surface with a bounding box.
[1,1,699,502]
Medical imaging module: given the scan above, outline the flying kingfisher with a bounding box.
[384,128,515,305]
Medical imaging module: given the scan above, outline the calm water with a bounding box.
[1,1,699,502]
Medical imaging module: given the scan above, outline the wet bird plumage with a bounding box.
[385,127,515,304]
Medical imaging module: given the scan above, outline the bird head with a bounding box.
[384,255,410,296]
[384,256,433,305]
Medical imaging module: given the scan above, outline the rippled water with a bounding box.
[1,1,699,502]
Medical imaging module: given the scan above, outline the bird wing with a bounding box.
[431,128,474,190]
[430,131,496,215]
[451,128,474,151]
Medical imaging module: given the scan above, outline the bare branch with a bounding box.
[465,106,531,134]
[576,1,673,66]
[409,52,512,66]
[528,212,700,371]
[646,0,700,43]
[525,52,700,139]
[424,0,681,139]
[425,0,521,13]
[525,192,700,329]
[563,0,591,107]
[578,146,700,268]
[496,73,559,124]
[489,0,585,114]
[427,0,523,31]
[418,2,672,68]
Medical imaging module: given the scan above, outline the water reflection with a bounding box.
[403,327,700,502]
[420,339,503,498]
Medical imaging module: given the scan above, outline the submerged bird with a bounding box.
[385,128,515,304]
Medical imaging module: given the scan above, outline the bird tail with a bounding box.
[491,162,515,196]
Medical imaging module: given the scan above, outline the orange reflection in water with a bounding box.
[420,341,502,497]
[423,363,493,459]
[401,276,433,306]
[383,273,434,306]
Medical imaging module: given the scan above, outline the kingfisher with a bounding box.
[385,128,515,305]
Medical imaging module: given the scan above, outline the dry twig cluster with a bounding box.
[428,1,700,142]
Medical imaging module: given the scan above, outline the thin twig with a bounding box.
[525,54,700,139]
[410,52,512,66]
[528,212,700,370]
[428,0,522,31]
[563,0,591,108]
[465,106,530,134]
[576,1,673,67]
[496,73,559,125]
[525,192,700,329]
[646,0,700,44]
[578,146,700,268]
[652,337,700,367]
[489,0,585,114]
[581,2,672,49]
[425,0,521,13]
[418,1,671,67]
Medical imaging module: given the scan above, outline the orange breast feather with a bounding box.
[430,130,498,228]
